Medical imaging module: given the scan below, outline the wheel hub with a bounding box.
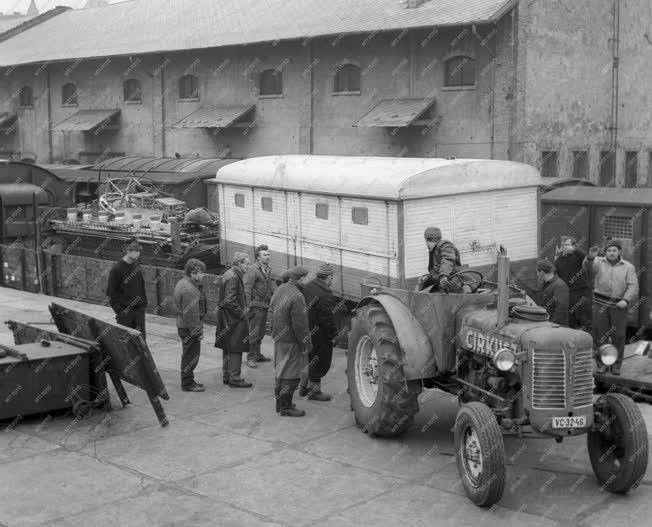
[462,428,483,485]
[355,335,379,408]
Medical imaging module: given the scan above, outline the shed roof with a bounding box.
[213,155,548,200]
[0,182,51,205]
[0,0,516,67]
[541,186,652,207]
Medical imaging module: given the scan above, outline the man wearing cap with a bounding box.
[554,237,592,331]
[244,244,275,368]
[536,259,570,326]
[270,266,312,417]
[584,240,639,375]
[417,226,462,292]
[299,263,344,401]
[106,239,148,340]
[215,252,253,388]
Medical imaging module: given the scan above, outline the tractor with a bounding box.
[347,248,649,507]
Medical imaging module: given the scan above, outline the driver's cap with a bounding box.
[424,226,442,240]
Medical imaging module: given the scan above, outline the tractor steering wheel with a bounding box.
[448,270,484,294]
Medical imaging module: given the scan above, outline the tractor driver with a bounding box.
[417,226,462,292]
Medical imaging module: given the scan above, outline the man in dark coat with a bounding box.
[554,237,592,331]
[270,266,312,417]
[244,244,275,368]
[299,263,343,401]
[536,259,570,326]
[215,252,253,388]
[174,258,207,392]
[417,226,462,292]
[106,239,148,340]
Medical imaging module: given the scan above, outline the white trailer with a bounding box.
[208,155,547,300]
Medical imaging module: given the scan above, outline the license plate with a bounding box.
[552,416,586,429]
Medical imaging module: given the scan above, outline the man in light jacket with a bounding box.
[174,259,207,392]
[583,239,639,375]
[244,244,275,368]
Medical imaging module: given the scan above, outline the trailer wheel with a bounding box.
[588,393,649,493]
[454,402,506,507]
[347,303,421,437]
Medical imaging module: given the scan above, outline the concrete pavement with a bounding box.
[0,287,651,527]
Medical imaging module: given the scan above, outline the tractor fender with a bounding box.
[357,295,436,380]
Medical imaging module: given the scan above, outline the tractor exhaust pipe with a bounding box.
[496,246,509,329]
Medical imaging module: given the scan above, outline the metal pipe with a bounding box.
[46,68,53,163]
[496,247,510,328]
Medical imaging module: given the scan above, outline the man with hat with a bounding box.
[417,226,462,292]
[215,252,253,388]
[106,239,148,340]
[299,262,345,401]
[554,236,592,331]
[536,259,570,326]
[584,240,639,375]
[244,244,275,368]
[269,266,312,417]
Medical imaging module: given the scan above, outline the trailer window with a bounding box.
[603,216,633,240]
[261,196,273,211]
[315,203,329,220]
[352,207,368,225]
[234,193,245,208]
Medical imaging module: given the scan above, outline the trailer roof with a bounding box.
[541,186,652,207]
[213,155,547,200]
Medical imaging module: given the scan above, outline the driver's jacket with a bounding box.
[428,239,461,281]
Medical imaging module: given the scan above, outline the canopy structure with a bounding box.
[172,105,255,129]
[213,155,553,201]
[353,98,436,127]
[52,109,120,132]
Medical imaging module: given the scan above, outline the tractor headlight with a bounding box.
[494,348,516,371]
[599,344,618,366]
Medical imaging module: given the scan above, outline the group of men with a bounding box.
[106,241,344,417]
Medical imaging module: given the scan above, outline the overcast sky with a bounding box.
[1,0,126,14]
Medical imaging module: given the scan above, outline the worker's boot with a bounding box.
[298,371,309,397]
[280,380,305,417]
[306,380,332,402]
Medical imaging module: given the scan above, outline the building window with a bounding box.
[123,78,142,103]
[352,207,368,225]
[444,56,476,87]
[19,86,33,108]
[625,151,638,188]
[599,150,616,187]
[541,151,558,178]
[259,69,283,96]
[260,196,273,211]
[315,203,329,220]
[179,74,199,100]
[61,82,78,106]
[234,193,245,208]
[572,151,588,179]
[333,63,361,94]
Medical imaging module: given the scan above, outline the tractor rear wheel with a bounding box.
[454,402,506,507]
[588,393,649,493]
[347,303,422,437]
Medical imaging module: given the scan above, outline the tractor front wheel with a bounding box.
[347,303,422,437]
[454,402,506,507]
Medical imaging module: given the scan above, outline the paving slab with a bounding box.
[81,420,277,482]
[45,484,283,527]
[0,450,147,527]
[311,483,560,527]
[0,428,59,464]
[181,449,406,526]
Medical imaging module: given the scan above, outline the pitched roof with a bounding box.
[213,155,548,201]
[0,0,517,67]
[0,15,35,34]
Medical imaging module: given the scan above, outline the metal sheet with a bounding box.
[353,98,435,128]
[542,186,652,207]
[52,109,120,132]
[172,105,255,129]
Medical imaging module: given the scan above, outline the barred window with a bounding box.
[234,193,245,208]
[541,151,558,178]
[603,215,634,240]
[444,56,476,87]
[599,151,616,187]
[572,151,588,179]
[179,74,199,100]
[625,151,638,188]
[259,69,283,96]
[334,63,361,93]
[61,82,78,106]
[315,203,329,220]
[352,207,368,225]
[123,78,142,103]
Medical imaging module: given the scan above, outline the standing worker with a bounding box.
[106,239,148,340]
[583,240,639,375]
[215,252,253,388]
[270,266,312,417]
[418,226,462,292]
[536,259,570,326]
[174,259,207,392]
[244,244,274,368]
[299,263,342,401]
[554,237,592,331]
